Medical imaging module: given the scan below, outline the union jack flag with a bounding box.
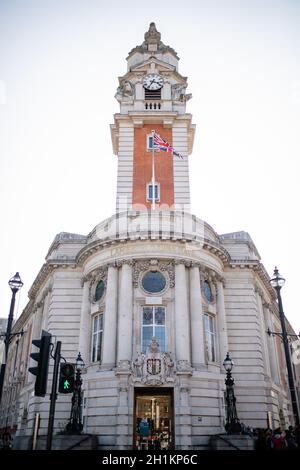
[151,132,183,159]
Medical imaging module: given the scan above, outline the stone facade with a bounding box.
[1,23,299,450]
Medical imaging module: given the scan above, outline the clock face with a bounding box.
[143,74,164,91]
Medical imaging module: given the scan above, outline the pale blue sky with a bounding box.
[0,0,299,332]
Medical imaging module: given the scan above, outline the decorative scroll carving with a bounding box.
[176,359,192,373]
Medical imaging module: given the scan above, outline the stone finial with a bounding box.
[144,22,161,45]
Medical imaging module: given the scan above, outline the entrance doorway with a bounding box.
[134,388,174,450]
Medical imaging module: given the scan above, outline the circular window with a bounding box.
[203,281,213,302]
[94,280,105,301]
[141,271,166,294]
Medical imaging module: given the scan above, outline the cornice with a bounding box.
[28,259,77,300]
[76,234,230,268]
[229,260,276,300]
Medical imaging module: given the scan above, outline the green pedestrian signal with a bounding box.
[58,363,75,394]
[64,379,70,390]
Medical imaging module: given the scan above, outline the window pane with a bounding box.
[142,326,153,352]
[143,307,153,325]
[99,314,103,330]
[155,307,165,325]
[148,184,159,201]
[154,326,165,352]
[93,316,98,332]
[204,315,209,332]
[92,337,96,362]
[97,331,102,361]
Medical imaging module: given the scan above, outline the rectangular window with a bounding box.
[147,183,160,202]
[91,313,103,362]
[142,306,166,353]
[204,314,216,362]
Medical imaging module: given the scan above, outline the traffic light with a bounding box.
[58,363,75,394]
[28,330,51,397]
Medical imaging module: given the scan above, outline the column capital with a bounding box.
[175,258,190,267]
[116,259,134,268]
[190,261,202,269]
[107,261,118,269]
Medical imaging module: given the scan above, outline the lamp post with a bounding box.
[66,352,85,434]
[269,267,300,427]
[0,273,23,405]
[223,352,241,434]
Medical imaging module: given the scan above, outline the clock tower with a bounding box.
[111,22,195,213]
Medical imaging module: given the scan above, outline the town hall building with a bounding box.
[1,23,299,450]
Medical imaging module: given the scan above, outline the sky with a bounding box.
[0,0,299,332]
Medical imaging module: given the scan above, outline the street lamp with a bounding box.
[269,267,300,427]
[223,352,241,434]
[66,352,85,434]
[0,273,23,405]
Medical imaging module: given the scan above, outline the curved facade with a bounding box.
[1,23,299,450]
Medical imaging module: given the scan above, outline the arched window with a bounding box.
[203,281,213,302]
[94,280,105,302]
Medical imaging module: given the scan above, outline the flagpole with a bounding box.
[151,130,155,210]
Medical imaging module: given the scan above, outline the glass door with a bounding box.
[134,388,174,450]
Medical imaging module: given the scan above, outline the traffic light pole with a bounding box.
[46,341,61,451]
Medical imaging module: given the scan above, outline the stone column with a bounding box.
[102,264,118,369]
[41,288,51,332]
[264,303,280,384]
[175,262,191,369]
[256,291,271,377]
[216,280,229,364]
[117,261,133,369]
[32,303,43,340]
[189,265,205,367]
[78,279,91,365]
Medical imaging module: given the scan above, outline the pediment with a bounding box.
[131,57,175,73]
[119,57,186,84]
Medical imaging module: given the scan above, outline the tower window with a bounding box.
[145,89,161,100]
[147,182,160,202]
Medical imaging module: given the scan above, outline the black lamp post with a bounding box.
[66,352,85,434]
[269,267,300,427]
[223,352,242,434]
[0,273,23,405]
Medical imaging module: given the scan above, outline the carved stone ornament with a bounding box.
[176,360,192,373]
[144,22,161,45]
[132,337,175,386]
[171,83,191,102]
[116,360,131,372]
[133,259,175,288]
[115,80,134,102]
